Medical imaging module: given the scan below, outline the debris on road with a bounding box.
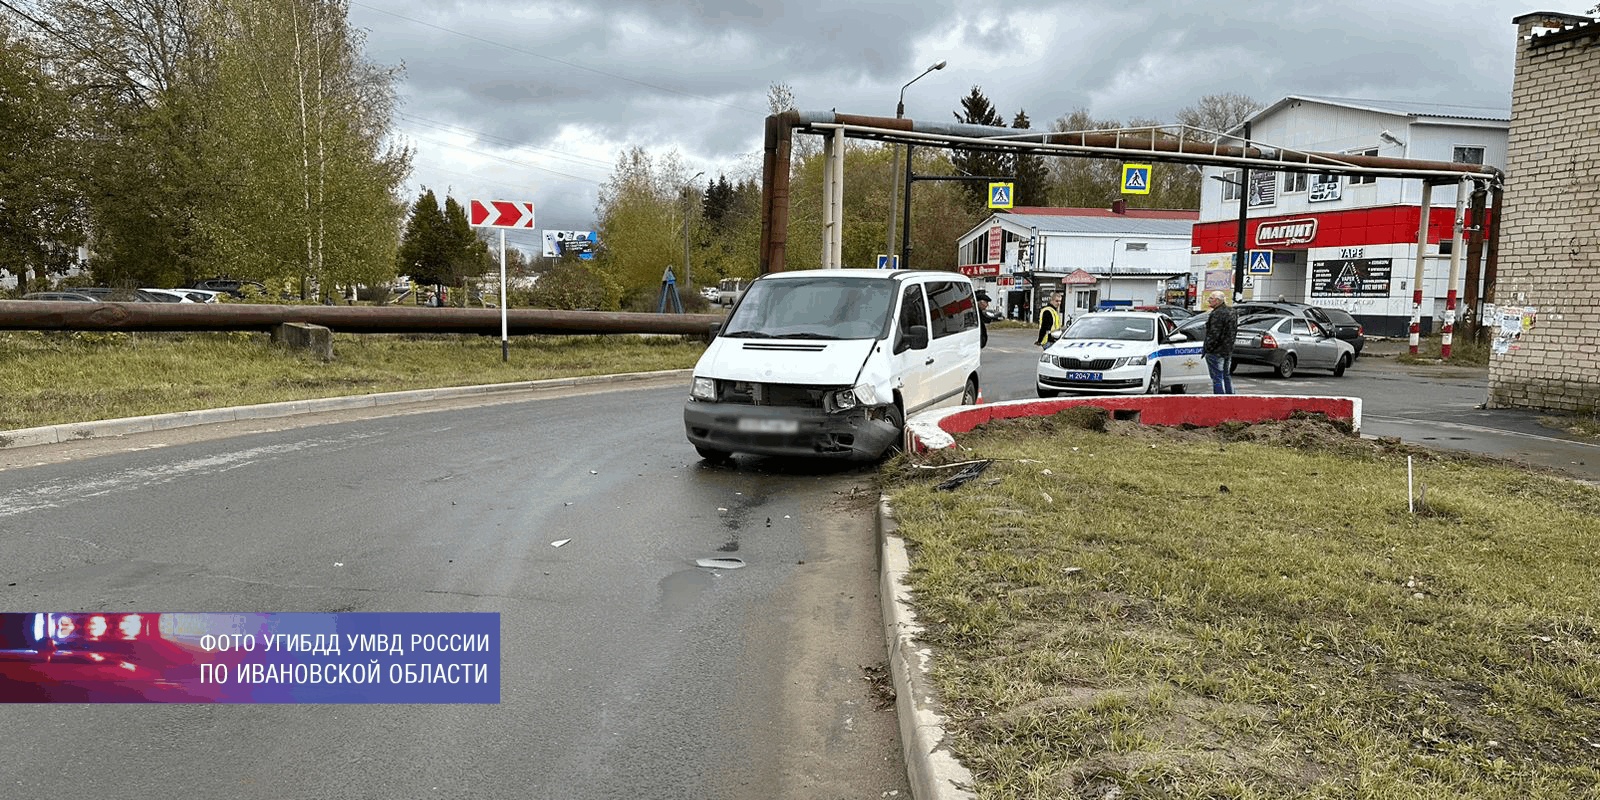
[551,539,571,548]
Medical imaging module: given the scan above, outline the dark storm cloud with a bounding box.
[347,0,1585,232]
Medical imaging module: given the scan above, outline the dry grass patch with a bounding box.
[0,331,704,429]
[883,410,1600,799]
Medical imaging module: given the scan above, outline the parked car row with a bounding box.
[21,287,225,303]
[1033,301,1362,396]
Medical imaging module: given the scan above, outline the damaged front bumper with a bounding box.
[683,401,900,460]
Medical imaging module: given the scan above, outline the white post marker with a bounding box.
[466,198,536,362]
[499,229,508,362]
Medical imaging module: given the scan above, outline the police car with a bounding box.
[1036,311,1210,396]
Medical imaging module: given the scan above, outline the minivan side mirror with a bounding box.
[707,322,721,341]
[896,324,929,354]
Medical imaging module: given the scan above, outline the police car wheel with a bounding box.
[1144,366,1162,395]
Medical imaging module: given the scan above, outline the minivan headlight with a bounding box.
[827,387,858,412]
[691,377,717,402]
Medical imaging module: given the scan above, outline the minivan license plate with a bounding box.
[738,418,800,434]
[1066,371,1102,381]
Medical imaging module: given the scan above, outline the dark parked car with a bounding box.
[21,291,100,302]
[1232,314,1355,378]
[1317,307,1366,357]
[1133,304,1197,321]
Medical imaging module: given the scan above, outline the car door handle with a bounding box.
[924,357,935,365]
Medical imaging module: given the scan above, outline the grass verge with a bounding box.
[882,411,1599,799]
[1394,332,1491,366]
[1538,413,1600,443]
[0,331,705,429]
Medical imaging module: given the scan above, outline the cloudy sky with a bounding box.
[346,0,1592,251]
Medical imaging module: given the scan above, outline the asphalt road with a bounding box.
[0,381,907,799]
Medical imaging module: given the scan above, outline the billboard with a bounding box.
[542,230,598,260]
[1311,257,1392,297]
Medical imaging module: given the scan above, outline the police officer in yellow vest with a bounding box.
[1035,292,1065,347]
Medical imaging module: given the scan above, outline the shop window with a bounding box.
[1282,172,1307,193]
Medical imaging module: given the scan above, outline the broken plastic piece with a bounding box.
[695,557,745,570]
[935,459,993,491]
[551,539,571,548]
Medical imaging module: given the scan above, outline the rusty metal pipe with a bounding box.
[0,301,723,336]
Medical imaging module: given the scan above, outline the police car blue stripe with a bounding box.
[1151,345,1204,358]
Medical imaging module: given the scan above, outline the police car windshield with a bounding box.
[1062,315,1155,342]
[722,278,895,340]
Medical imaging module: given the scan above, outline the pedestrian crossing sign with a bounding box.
[988,182,1014,209]
[1121,164,1152,195]
[1248,249,1273,275]
[876,254,899,269]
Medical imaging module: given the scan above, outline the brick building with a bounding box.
[1489,12,1600,411]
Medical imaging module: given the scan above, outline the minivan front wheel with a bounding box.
[961,377,979,405]
[695,446,733,463]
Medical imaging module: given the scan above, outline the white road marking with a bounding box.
[0,432,386,519]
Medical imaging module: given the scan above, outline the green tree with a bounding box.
[202,0,410,297]
[593,145,687,297]
[35,0,225,288]
[1011,110,1049,207]
[951,86,1008,208]
[0,21,85,292]
[397,188,449,285]
[528,259,620,311]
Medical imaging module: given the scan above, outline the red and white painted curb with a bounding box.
[906,394,1363,453]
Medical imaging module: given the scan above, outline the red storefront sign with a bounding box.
[1190,205,1495,254]
[959,264,1001,277]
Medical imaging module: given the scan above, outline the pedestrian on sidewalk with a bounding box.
[1203,290,1237,394]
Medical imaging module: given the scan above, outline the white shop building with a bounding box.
[955,208,1198,321]
[1192,95,1507,336]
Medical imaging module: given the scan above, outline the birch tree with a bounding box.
[205,0,409,298]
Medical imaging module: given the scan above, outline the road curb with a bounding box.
[878,495,977,800]
[0,369,692,451]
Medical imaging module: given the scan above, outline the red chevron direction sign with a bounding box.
[468,199,536,229]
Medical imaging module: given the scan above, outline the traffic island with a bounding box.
[905,394,1362,454]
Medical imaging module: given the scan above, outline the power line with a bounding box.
[401,131,607,184]
[396,112,615,170]
[350,2,764,116]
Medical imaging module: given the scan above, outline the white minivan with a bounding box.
[684,269,983,462]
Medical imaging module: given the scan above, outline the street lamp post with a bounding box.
[888,60,945,268]
[683,170,704,289]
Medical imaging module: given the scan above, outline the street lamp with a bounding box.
[886,60,946,265]
[683,170,704,289]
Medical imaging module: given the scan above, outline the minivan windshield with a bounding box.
[721,277,895,340]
